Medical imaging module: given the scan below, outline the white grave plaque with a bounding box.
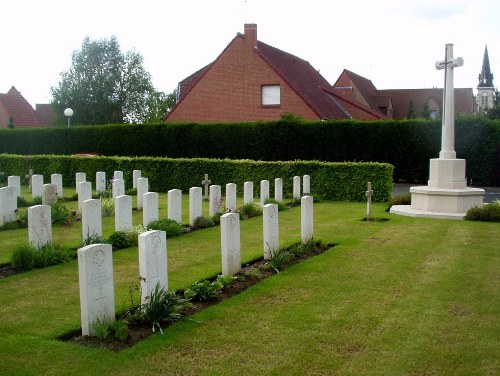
[0,186,17,226]
[7,175,21,198]
[143,192,159,227]
[96,171,106,193]
[209,185,222,217]
[112,179,125,198]
[221,213,241,276]
[113,170,123,180]
[42,184,58,205]
[225,183,237,212]
[137,177,149,210]
[301,195,314,243]
[28,205,52,249]
[133,170,141,189]
[115,195,133,231]
[78,181,92,211]
[50,174,63,198]
[303,175,311,195]
[293,176,301,200]
[243,181,254,205]
[274,178,283,202]
[75,172,86,191]
[139,230,168,305]
[82,199,102,242]
[31,174,44,198]
[167,189,182,223]
[260,180,270,206]
[263,203,279,260]
[189,187,202,226]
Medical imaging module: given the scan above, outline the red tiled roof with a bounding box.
[0,87,45,127]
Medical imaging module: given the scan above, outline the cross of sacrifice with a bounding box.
[365,181,373,221]
[24,168,34,192]
[201,174,211,200]
[435,43,464,160]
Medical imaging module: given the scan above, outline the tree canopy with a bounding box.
[50,36,171,125]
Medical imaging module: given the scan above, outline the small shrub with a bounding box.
[216,274,235,288]
[17,196,29,208]
[465,203,500,222]
[126,188,137,196]
[50,201,70,225]
[92,319,110,340]
[193,216,215,229]
[268,247,290,273]
[125,225,149,246]
[95,190,112,199]
[108,231,132,250]
[147,219,184,237]
[110,319,129,342]
[82,233,104,247]
[33,243,73,268]
[184,280,223,301]
[100,196,115,217]
[237,203,262,219]
[11,243,35,271]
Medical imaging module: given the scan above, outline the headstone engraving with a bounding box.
[96,171,106,194]
[28,205,52,249]
[274,178,283,202]
[293,176,301,200]
[42,184,58,205]
[201,174,211,200]
[365,182,373,221]
[189,187,202,226]
[82,199,102,242]
[7,176,21,198]
[138,230,168,305]
[133,170,141,189]
[167,189,182,223]
[137,177,149,210]
[221,213,241,276]
[50,174,63,198]
[260,180,270,206]
[243,181,254,205]
[0,186,17,226]
[143,192,159,227]
[31,174,44,198]
[209,185,222,217]
[115,195,133,231]
[78,181,92,212]
[301,195,314,243]
[78,243,115,336]
[303,175,311,195]
[225,183,237,212]
[263,203,279,260]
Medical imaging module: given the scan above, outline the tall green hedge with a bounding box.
[0,154,393,202]
[1,117,498,185]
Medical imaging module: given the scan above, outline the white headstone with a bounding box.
[137,177,149,210]
[243,181,254,205]
[293,176,301,200]
[28,205,52,249]
[113,170,123,181]
[31,174,44,198]
[263,203,279,260]
[139,230,168,305]
[189,187,202,226]
[303,175,311,195]
[209,185,222,217]
[75,172,86,191]
[42,184,58,205]
[78,243,115,336]
[78,181,92,212]
[274,178,283,202]
[133,170,141,189]
[112,179,125,198]
[82,199,102,242]
[225,183,237,212]
[50,174,63,198]
[96,171,106,194]
[0,186,17,226]
[115,195,133,232]
[260,180,270,206]
[143,192,159,227]
[7,175,21,198]
[301,195,314,243]
[220,212,241,276]
[167,189,182,223]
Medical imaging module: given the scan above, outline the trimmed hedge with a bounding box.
[1,117,498,185]
[0,154,393,202]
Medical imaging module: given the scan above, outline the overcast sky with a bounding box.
[1,0,499,108]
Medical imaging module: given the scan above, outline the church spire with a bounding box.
[478,45,494,88]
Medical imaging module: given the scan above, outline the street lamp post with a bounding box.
[64,108,73,127]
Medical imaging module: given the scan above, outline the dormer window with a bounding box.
[262,85,280,106]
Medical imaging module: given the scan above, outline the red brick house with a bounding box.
[165,24,384,122]
[0,86,53,128]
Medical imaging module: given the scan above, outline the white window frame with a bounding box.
[261,85,281,106]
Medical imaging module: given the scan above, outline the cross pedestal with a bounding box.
[391,43,484,220]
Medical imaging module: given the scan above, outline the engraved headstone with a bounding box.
[139,230,168,305]
[263,203,279,260]
[260,180,270,206]
[75,172,86,191]
[189,187,202,226]
[137,177,149,210]
[225,183,237,212]
[7,176,21,198]
[50,174,63,198]
[113,170,123,181]
[221,212,241,276]
[0,186,17,226]
[133,170,141,189]
[31,174,44,198]
[96,171,106,194]
[293,176,301,200]
[115,195,133,232]
[112,179,125,198]
[209,185,222,217]
[303,175,311,195]
[274,178,283,202]
[78,243,115,336]
[42,184,58,205]
[143,192,159,227]
[78,181,92,212]
[301,195,314,243]
[167,189,182,223]
[243,181,253,205]
[28,205,52,249]
[82,199,102,242]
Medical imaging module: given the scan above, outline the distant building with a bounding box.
[476,45,495,114]
[0,86,53,128]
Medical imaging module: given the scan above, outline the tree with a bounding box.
[421,100,431,120]
[406,100,416,119]
[142,89,178,123]
[50,36,161,125]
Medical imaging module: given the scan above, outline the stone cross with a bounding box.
[25,169,34,191]
[365,182,373,220]
[435,43,463,160]
[201,174,211,200]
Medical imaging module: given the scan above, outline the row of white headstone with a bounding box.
[78,195,314,336]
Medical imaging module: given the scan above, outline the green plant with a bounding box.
[465,203,500,222]
[237,203,262,219]
[264,198,287,211]
[125,224,149,246]
[268,247,290,273]
[50,201,70,225]
[142,283,189,334]
[100,196,115,217]
[33,243,73,268]
[92,319,110,340]
[193,216,215,229]
[82,233,104,247]
[147,218,184,237]
[216,274,235,288]
[184,280,223,301]
[11,243,35,271]
[109,319,129,342]
[108,231,133,250]
[126,188,137,196]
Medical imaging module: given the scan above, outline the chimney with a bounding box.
[244,23,257,46]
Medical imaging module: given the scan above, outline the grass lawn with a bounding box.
[0,191,498,375]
